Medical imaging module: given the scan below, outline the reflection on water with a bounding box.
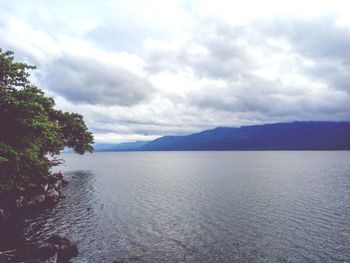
[23,151,350,262]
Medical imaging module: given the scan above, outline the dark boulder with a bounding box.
[62,179,69,186]
[25,183,43,196]
[53,180,62,190]
[47,235,78,262]
[45,188,60,204]
[27,244,57,261]
[47,235,63,245]
[41,183,49,192]
[48,175,62,189]
[26,194,46,208]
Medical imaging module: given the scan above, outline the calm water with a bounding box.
[25,151,350,262]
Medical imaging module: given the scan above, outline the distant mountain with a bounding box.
[93,141,149,152]
[139,122,350,151]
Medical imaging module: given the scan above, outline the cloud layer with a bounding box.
[1,0,350,142]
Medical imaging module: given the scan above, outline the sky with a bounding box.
[1,0,350,143]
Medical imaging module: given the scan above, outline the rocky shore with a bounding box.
[0,173,67,221]
[0,173,79,262]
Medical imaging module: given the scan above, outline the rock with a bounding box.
[28,244,57,261]
[48,175,63,190]
[26,184,43,196]
[47,235,63,244]
[47,235,78,262]
[41,183,49,192]
[62,179,69,186]
[55,172,63,180]
[46,188,60,204]
[48,175,60,185]
[0,208,5,221]
[26,194,46,207]
[53,180,62,190]
[57,243,78,262]
[15,195,24,209]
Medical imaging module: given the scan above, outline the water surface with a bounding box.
[25,151,350,262]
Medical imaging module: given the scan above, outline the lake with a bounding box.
[25,151,350,262]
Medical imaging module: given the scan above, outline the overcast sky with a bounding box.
[1,0,350,143]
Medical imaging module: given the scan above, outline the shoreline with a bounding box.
[0,173,78,262]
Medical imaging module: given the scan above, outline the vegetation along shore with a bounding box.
[0,49,94,262]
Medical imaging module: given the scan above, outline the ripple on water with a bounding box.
[22,151,350,262]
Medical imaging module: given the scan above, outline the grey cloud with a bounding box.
[90,118,206,137]
[145,19,255,79]
[259,15,350,94]
[145,15,350,123]
[42,54,155,106]
[190,72,350,121]
[264,16,350,60]
[189,75,283,114]
[189,21,257,79]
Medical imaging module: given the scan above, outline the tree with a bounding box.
[0,49,94,193]
[0,49,35,89]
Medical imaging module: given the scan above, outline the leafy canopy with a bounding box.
[0,49,94,193]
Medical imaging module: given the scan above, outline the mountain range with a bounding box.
[93,122,350,151]
[92,141,149,152]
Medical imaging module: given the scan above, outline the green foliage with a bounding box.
[0,49,94,193]
[0,48,36,89]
